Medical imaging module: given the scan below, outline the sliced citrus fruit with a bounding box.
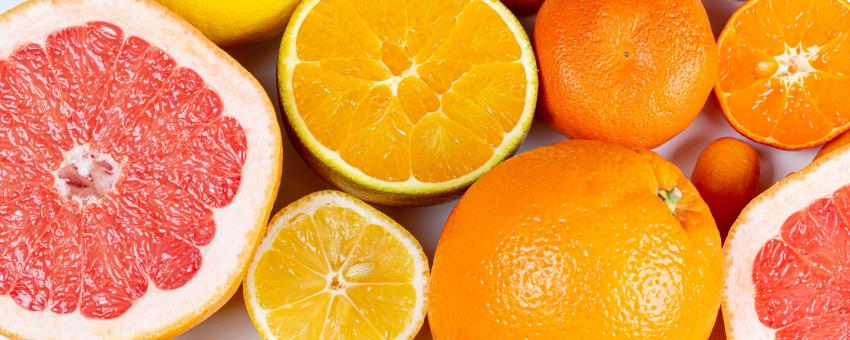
[716,0,850,150]
[244,190,429,339]
[724,146,850,338]
[0,0,282,338]
[278,0,537,206]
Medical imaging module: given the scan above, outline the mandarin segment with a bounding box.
[723,79,787,138]
[718,34,775,93]
[729,0,786,55]
[771,82,834,146]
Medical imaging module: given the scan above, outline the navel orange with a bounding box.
[692,137,761,239]
[429,140,722,338]
[534,0,718,149]
[716,0,850,150]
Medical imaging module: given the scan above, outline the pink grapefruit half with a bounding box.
[724,142,850,338]
[0,0,282,338]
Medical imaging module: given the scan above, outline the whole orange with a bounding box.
[533,0,718,148]
[691,137,760,239]
[500,0,544,16]
[429,140,723,339]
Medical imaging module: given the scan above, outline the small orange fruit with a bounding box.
[715,0,850,150]
[692,137,760,239]
[816,130,850,160]
[429,139,722,339]
[534,0,718,148]
[500,0,544,16]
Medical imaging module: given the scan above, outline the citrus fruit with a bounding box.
[0,0,282,338]
[715,0,850,150]
[279,0,538,206]
[500,0,544,16]
[692,137,761,239]
[724,143,850,339]
[816,130,850,160]
[156,0,300,47]
[534,0,718,149]
[429,139,723,338]
[244,190,429,339]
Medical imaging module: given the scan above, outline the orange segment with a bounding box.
[410,114,493,183]
[429,1,522,64]
[339,99,413,182]
[716,0,850,150]
[281,0,536,196]
[294,0,381,61]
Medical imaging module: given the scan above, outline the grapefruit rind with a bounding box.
[723,136,850,339]
[0,0,282,338]
[243,190,429,340]
[277,0,538,206]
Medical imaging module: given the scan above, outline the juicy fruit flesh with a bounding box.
[717,0,850,147]
[0,21,247,319]
[253,204,418,338]
[752,185,850,338]
[291,0,527,183]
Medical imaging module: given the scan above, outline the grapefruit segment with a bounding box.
[0,0,281,338]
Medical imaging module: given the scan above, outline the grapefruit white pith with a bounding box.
[724,144,850,339]
[0,0,282,338]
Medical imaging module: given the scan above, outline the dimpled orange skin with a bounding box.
[500,0,544,16]
[428,140,723,339]
[691,137,760,240]
[533,0,718,149]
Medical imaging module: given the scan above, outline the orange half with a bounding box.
[278,0,537,205]
[716,0,850,150]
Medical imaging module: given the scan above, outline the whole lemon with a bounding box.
[429,140,722,339]
[157,0,299,46]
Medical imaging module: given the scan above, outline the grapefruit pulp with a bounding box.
[724,146,850,339]
[0,0,282,338]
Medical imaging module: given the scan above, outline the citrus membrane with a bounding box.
[245,191,429,339]
[279,0,537,204]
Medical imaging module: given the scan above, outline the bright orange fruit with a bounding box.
[716,0,850,150]
[429,140,722,338]
[816,130,850,160]
[692,137,760,239]
[534,0,718,149]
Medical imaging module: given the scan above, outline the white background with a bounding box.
[0,0,817,339]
